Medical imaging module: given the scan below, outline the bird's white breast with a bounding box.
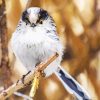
[11,26,63,76]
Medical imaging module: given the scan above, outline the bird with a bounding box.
[11,7,91,99]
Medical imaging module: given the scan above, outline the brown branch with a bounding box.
[25,0,41,10]
[0,0,12,88]
[26,0,32,9]
[0,53,59,100]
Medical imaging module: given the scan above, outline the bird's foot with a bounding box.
[21,71,31,84]
[40,70,46,77]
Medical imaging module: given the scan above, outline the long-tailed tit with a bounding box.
[11,7,91,99]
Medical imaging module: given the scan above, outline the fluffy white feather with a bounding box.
[11,7,63,76]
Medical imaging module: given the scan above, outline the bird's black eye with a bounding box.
[36,19,43,24]
[39,20,43,24]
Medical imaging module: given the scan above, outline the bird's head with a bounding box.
[21,7,56,29]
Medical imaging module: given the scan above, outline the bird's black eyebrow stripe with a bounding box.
[38,9,48,20]
[22,10,30,24]
[22,10,28,21]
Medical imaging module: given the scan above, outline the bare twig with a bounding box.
[0,53,59,100]
[26,0,32,9]
[14,92,32,100]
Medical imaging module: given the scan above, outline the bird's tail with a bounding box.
[54,66,91,100]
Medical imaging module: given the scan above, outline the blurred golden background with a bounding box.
[0,0,100,100]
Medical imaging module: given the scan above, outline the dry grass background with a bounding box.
[0,0,100,100]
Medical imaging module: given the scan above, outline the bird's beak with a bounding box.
[31,23,36,27]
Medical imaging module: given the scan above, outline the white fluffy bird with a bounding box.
[11,7,91,99]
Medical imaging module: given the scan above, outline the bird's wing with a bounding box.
[45,31,60,41]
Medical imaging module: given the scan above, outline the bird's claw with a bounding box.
[21,71,31,84]
[40,70,46,77]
